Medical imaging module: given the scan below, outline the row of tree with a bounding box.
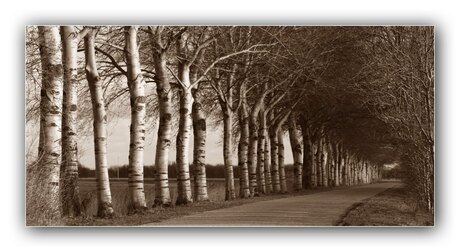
[26,25,433,225]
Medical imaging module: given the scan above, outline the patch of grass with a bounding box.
[336,186,434,226]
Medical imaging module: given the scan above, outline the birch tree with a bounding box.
[34,26,64,223]
[268,110,291,193]
[124,26,147,212]
[190,46,209,202]
[238,89,251,198]
[148,26,175,206]
[277,131,287,193]
[60,26,89,217]
[173,27,271,201]
[288,113,303,191]
[84,28,114,217]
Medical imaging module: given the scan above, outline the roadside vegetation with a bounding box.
[337,185,434,226]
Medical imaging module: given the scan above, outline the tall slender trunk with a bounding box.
[124,26,147,212]
[222,106,236,200]
[238,99,251,198]
[60,26,83,217]
[175,32,194,205]
[256,107,267,194]
[342,151,347,186]
[175,65,193,205]
[269,128,280,193]
[300,123,311,189]
[36,26,63,222]
[316,138,323,187]
[288,114,302,191]
[278,132,287,193]
[84,29,114,218]
[264,134,272,193]
[191,87,209,202]
[190,44,209,202]
[220,66,237,200]
[151,41,172,207]
[321,138,328,187]
[310,141,317,187]
[248,117,259,196]
[334,143,340,186]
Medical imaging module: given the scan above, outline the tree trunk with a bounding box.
[300,123,311,189]
[60,26,82,217]
[219,66,237,201]
[175,63,193,205]
[278,132,287,193]
[288,114,302,191]
[264,134,272,193]
[342,152,347,186]
[321,139,328,187]
[256,108,267,194]
[222,106,236,200]
[190,40,209,203]
[124,26,147,212]
[238,100,251,198]
[310,141,317,187]
[36,26,63,223]
[151,42,172,207]
[316,138,323,187]
[191,87,209,202]
[334,143,340,187]
[84,29,114,218]
[248,115,259,196]
[269,128,280,193]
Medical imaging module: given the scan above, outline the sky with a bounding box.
[26,117,295,169]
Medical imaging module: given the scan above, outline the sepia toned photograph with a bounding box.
[25,25,434,227]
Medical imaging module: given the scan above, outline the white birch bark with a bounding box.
[300,123,312,189]
[124,26,147,212]
[238,97,251,198]
[175,32,194,205]
[264,134,272,193]
[269,127,280,193]
[190,42,209,202]
[60,26,87,217]
[222,105,236,200]
[288,114,302,191]
[84,29,114,217]
[311,141,318,187]
[175,84,194,205]
[316,137,323,187]
[277,132,287,193]
[321,139,329,187]
[150,29,172,207]
[268,109,290,194]
[248,96,264,196]
[191,87,209,202]
[256,107,267,194]
[36,26,63,222]
[216,64,237,201]
[334,143,340,186]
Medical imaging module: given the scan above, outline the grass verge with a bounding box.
[336,186,434,226]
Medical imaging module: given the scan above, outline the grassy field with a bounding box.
[336,185,434,226]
